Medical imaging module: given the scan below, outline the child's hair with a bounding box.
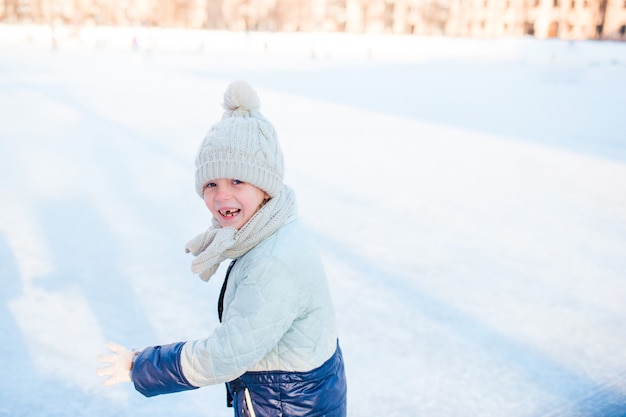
[194,80,285,198]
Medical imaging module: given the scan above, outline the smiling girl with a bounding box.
[97,80,347,417]
[204,179,269,230]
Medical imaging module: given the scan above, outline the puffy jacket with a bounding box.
[228,342,346,417]
[131,217,346,415]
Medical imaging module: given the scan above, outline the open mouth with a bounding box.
[219,209,241,217]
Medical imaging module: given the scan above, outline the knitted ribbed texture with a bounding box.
[194,80,284,198]
[185,185,297,281]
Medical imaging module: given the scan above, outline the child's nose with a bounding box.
[214,186,231,201]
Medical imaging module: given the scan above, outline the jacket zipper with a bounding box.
[244,388,257,417]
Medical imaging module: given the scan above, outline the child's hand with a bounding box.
[96,342,137,386]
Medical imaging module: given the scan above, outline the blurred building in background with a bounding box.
[0,0,624,39]
[447,0,626,40]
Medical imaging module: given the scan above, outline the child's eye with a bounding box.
[232,179,243,185]
[205,182,216,189]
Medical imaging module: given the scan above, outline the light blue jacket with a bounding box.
[130,218,346,415]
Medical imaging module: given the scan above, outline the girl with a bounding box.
[97,80,347,417]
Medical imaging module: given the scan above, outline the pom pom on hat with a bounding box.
[222,80,261,117]
[194,80,285,198]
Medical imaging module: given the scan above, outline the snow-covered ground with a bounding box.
[1,24,626,417]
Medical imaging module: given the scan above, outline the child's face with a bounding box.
[203,179,269,229]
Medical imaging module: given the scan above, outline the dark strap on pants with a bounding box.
[218,260,237,407]
[218,259,236,322]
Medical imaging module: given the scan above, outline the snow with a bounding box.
[1,24,626,416]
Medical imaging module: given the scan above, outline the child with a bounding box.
[97,80,347,417]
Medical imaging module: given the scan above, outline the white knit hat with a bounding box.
[194,80,285,197]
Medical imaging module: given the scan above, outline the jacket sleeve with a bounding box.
[131,342,199,397]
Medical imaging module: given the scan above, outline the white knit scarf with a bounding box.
[185,185,297,281]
